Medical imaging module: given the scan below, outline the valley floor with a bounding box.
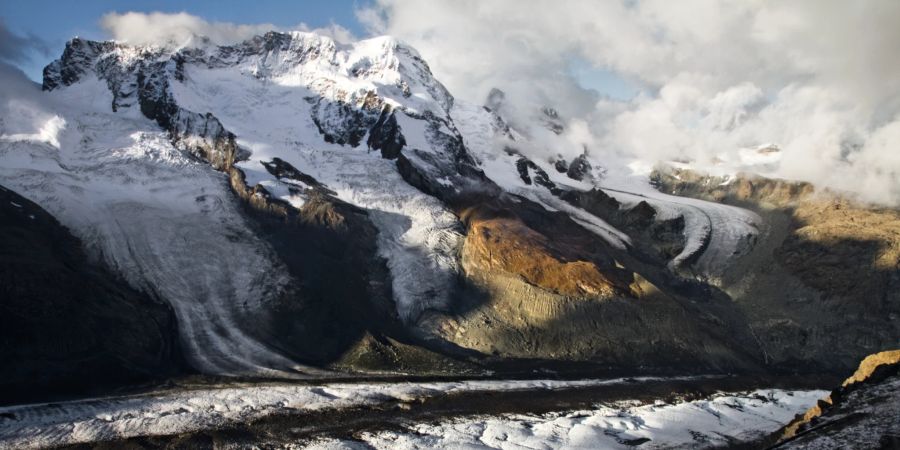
[0,375,830,449]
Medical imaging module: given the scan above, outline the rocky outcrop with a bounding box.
[566,153,592,181]
[367,106,407,159]
[458,202,634,299]
[0,185,183,404]
[772,350,900,449]
[515,155,562,195]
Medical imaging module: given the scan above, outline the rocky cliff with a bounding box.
[771,350,900,449]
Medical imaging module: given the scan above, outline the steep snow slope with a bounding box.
[0,74,319,378]
[166,41,464,321]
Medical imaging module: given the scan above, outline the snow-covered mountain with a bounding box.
[1,30,897,397]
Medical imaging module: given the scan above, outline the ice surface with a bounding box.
[600,179,761,280]
[0,376,819,449]
[310,388,825,450]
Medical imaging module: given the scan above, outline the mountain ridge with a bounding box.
[0,30,896,399]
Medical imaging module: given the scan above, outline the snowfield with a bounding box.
[0,377,823,449]
[309,388,823,450]
[599,183,761,280]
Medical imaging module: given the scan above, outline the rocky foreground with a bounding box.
[768,350,900,449]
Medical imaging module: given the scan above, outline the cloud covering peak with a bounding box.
[359,0,900,205]
[99,11,355,47]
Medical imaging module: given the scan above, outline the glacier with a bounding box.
[311,389,823,450]
[0,74,319,377]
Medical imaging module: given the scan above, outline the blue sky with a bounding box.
[0,0,638,99]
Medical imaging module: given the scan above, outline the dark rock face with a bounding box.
[515,156,561,195]
[261,157,329,190]
[553,157,568,173]
[555,190,686,264]
[540,107,564,135]
[237,187,401,365]
[42,38,114,91]
[311,95,381,147]
[0,185,182,405]
[624,200,656,226]
[367,106,407,159]
[566,154,592,181]
[559,188,620,217]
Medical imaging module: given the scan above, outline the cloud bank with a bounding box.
[359,0,900,205]
[99,12,355,47]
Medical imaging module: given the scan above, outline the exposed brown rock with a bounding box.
[459,204,633,299]
[651,168,816,208]
[842,350,900,387]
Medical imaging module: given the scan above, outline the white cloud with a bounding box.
[359,0,900,205]
[99,12,356,47]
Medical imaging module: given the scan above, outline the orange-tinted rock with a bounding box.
[459,204,633,299]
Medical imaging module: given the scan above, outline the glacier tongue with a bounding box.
[0,76,323,377]
[450,99,761,279]
[599,181,761,280]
